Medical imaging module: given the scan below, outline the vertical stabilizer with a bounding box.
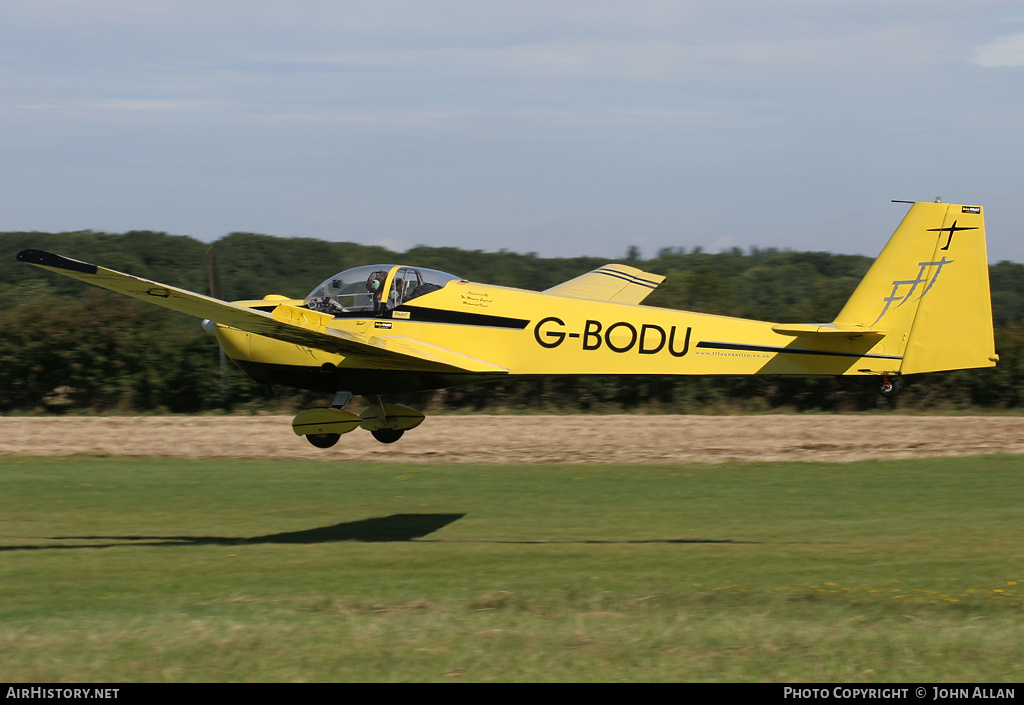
[834,202,996,374]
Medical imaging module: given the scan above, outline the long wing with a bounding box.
[543,264,665,305]
[16,250,508,374]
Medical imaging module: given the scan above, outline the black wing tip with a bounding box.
[16,249,98,275]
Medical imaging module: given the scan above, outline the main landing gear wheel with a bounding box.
[306,433,341,448]
[371,428,405,444]
[879,376,900,398]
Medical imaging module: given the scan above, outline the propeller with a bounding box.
[206,246,230,403]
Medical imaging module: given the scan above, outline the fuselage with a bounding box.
[215,273,899,396]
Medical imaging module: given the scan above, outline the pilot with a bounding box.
[389,277,405,308]
[366,270,388,311]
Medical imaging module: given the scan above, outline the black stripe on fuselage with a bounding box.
[696,341,902,360]
[388,305,530,329]
[249,304,528,327]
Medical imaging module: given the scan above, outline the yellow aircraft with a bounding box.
[17,200,997,447]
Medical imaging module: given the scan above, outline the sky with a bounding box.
[1,1,1022,263]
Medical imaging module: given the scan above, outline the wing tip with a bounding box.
[17,249,98,275]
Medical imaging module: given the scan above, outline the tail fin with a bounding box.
[834,201,997,374]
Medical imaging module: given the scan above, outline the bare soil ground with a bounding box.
[3,414,1024,463]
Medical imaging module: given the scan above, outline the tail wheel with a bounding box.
[879,376,900,398]
[371,428,405,444]
[306,433,341,448]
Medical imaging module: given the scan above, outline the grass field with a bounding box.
[0,453,1022,682]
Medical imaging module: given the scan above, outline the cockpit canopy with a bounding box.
[306,264,463,315]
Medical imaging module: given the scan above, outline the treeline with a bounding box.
[2,229,1024,414]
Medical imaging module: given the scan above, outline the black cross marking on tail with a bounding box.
[927,220,978,251]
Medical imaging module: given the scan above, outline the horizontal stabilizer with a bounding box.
[771,323,887,338]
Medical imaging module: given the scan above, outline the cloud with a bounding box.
[972,33,1024,67]
[2,1,1023,262]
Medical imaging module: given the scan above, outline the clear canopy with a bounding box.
[305,264,463,315]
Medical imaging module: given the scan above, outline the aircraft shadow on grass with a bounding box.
[1,514,466,550]
[1,513,756,551]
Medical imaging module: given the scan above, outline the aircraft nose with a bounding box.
[201,319,217,336]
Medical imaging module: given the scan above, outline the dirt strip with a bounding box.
[2,415,1024,464]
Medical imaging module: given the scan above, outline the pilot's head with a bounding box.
[366,271,387,296]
